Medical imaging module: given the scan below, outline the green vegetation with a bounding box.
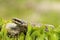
[0,0,60,40]
[0,18,60,40]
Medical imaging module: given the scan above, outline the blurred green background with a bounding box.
[0,0,60,26]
